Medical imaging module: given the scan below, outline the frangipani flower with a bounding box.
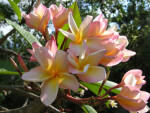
[115,85,146,111]
[99,35,136,66]
[50,4,72,30]
[68,41,106,83]
[60,12,105,55]
[121,69,146,89]
[88,14,118,39]
[22,4,50,35]
[22,47,79,105]
[130,92,150,113]
[28,35,57,62]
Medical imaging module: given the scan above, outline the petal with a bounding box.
[54,50,69,73]
[83,49,106,66]
[45,35,58,55]
[49,4,59,19]
[69,42,82,56]
[107,25,118,32]
[122,49,136,62]
[86,37,105,53]
[98,31,114,39]
[88,21,100,37]
[99,19,108,34]
[77,66,106,83]
[34,47,54,71]
[79,15,93,40]
[32,42,42,50]
[124,74,137,86]
[40,78,58,106]
[35,4,47,19]
[38,8,51,35]
[68,12,79,35]
[140,91,150,102]
[59,29,76,41]
[138,105,149,113]
[117,36,129,48]
[25,13,40,30]
[100,51,124,66]
[22,66,50,82]
[93,14,103,22]
[58,73,79,91]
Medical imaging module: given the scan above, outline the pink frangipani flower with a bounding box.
[22,47,79,106]
[115,85,147,112]
[68,41,106,83]
[22,4,50,36]
[121,69,146,89]
[50,4,72,30]
[60,12,105,56]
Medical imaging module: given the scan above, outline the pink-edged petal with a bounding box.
[77,66,106,83]
[22,66,50,82]
[86,37,105,53]
[117,36,129,48]
[124,74,137,86]
[107,25,118,32]
[38,8,51,35]
[68,12,79,35]
[59,73,79,91]
[137,105,149,113]
[140,91,150,102]
[28,49,34,55]
[69,42,82,56]
[49,4,59,19]
[35,4,47,19]
[21,12,27,19]
[45,35,57,55]
[40,78,58,106]
[99,19,108,34]
[59,29,76,41]
[25,13,40,30]
[122,49,136,62]
[29,56,37,62]
[93,14,103,22]
[34,47,53,71]
[79,15,93,40]
[53,8,72,30]
[88,21,100,36]
[54,50,69,73]
[32,42,42,50]
[100,51,124,66]
[83,49,106,66]
[98,31,114,39]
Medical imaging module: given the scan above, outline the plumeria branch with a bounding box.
[0,85,61,113]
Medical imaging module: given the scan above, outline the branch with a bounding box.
[0,85,61,113]
[0,48,29,59]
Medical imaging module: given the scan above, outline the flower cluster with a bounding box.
[21,2,149,112]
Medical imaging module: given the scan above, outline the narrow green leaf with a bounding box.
[8,0,21,22]
[70,1,82,27]
[0,68,19,75]
[6,19,40,46]
[81,105,97,113]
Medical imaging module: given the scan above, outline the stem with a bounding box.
[98,79,106,96]
[101,83,123,98]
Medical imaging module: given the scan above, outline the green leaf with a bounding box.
[13,0,20,4]
[57,24,69,50]
[0,68,19,75]
[81,105,97,113]
[6,19,40,46]
[70,1,82,28]
[8,0,21,22]
[80,82,106,96]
